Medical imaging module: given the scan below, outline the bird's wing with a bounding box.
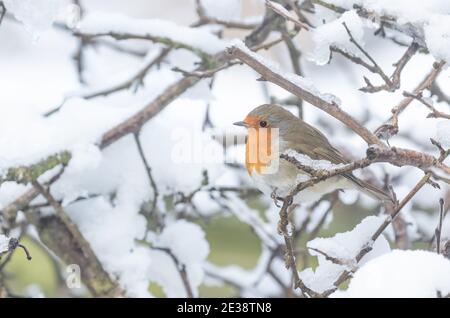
[283,119,348,164]
[282,118,393,202]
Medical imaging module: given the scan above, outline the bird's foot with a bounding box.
[270,188,282,207]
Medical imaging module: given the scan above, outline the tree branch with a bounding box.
[30,180,124,297]
[227,44,384,146]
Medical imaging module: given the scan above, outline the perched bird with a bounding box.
[234,104,391,204]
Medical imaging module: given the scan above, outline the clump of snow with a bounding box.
[150,220,210,297]
[66,193,153,297]
[339,189,359,205]
[425,17,450,64]
[64,3,81,30]
[200,0,242,21]
[325,0,450,62]
[79,12,228,55]
[65,144,102,175]
[0,98,133,170]
[327,0,450,24]
[156,220,210,265]
[436,120,450,148]
[310,10,365,66]
[299,215,391,293]
[230,40,341,105]
[308,215,389,265]
[267,1,298,21]
[0,234,10,253]
[283,149,347,170]
[342,250,450,297]
[4,0,65,40]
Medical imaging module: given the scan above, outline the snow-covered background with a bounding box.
[0,0,449,298]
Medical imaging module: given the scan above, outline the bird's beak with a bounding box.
[233,121,248,127]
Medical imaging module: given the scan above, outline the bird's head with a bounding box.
[233,104,296,132]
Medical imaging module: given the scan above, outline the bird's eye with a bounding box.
[259,120,267,128]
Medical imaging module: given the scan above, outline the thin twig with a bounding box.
[265,0,309,30]
[228,44,384,146]
[436,198,445,254]
[133,132,161,227]
[153,247,194,298]
[375,60,445,140]
[339,23,419,93]
[403,91,450,120]
[277,197,321,297]
[320,143,450,296]
[0,1,6,26]
[194,0,258,30]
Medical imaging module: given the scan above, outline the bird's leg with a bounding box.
[270,187,282,207]
[287,204,298,234]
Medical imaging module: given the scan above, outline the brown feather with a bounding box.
[282,113,392,202]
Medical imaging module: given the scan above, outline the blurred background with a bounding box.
[0,0,449,297]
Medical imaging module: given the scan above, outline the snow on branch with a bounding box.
[228,42,450,176]
[227,40,383,146]
[343,250,450,297]
[0,151,71,186]
[299,215,390,294]
[1,0,450,299]
[314,0,450,62]
[76,12,228,59]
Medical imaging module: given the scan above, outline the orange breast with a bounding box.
[245,128,273,175]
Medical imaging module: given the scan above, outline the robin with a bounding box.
[234,104,391,204]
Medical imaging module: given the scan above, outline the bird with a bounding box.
[233,104,392,204]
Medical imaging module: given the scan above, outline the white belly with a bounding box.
[249,162,351,204]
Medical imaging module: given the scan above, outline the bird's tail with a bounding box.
[345,175,394,203]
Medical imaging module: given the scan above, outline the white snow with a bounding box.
[0,234,9,253]
[230,40,341,105]
[79,12,228,55]
[283,149,347,171]
[307,215,389,263]
[267,1,298,21]
[200,0,242,21]
[299,215,391,293]
[0,97,132,169]
[341,250,450,297]
[310,10,365,66]
[66,195,153,297]
[325,0,450,62]
[4,0,66,40]
[156,220,210,265]
[64,3,81,30]
[1,0,450,299]
[148,220,209,297]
